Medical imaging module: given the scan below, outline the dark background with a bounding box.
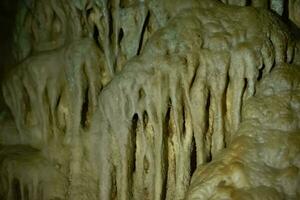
[0,0,19,110]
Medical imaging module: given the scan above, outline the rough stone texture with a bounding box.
[0,0,299,200]
[186,65,300,200]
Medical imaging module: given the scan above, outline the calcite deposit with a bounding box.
[0,0,299,200]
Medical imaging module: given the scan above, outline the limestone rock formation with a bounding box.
[0,0,299,200]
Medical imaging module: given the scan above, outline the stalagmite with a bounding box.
[0,0,299,200]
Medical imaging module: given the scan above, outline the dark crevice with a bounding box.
[12,178,21,200]
[165,98,172,137]
[243,78,248,98]
[93,25,102,50]
[223,73,230,148]
[267,0,271,10]
[55,94,61,109]
[128,113,138,199]
[206,146,212,163]
[224,74,230,115]
[0,0,19,84]
[189,69,197,92]
[80,87,89,129]
[107,1,114,43]
[118,28,124,44]
[269,56,276,73]
[86,8,93,18]
[257,64,264,81]
[205,91,211,128]
[143,110,148,128]
[137,11,150,55]
[189,61,200,94]
[245,0,251,6]
[189,134,197,178]
[205,91,212,163]
[131,113,138,173]
[181,98,186,137]
[161,98,171,200]
[282,0,289,22]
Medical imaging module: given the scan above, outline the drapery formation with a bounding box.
[0,0,299,200]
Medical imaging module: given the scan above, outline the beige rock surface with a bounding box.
[0,0,299,200]
[186,65,300,200]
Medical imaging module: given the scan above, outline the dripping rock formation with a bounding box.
[0,0,300,199]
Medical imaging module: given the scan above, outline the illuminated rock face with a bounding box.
[0,0,299,200]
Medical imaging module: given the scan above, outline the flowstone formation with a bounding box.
[0,0,299,200]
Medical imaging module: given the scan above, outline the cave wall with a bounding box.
[0,0,300,200]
